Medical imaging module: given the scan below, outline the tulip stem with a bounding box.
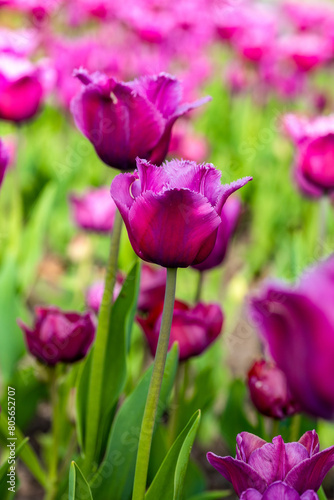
[271,419,280,440]
[289,413,301,443]
[319,196,329,257]
[132,267,177,500]
[46,366,61,500]
[195,271,204,302]
[318,486,328,500]
[84,209,123,471]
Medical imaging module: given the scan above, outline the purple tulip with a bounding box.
[137,264,166,313]
[279,34,332,73]
[137,299,223,361]
[192,196,241,272]
[249,256,334,419]
[283,114,334,197]
[207,430,334,497]
[240,482,318,499]
[110,158,252,268]
[71,71,211,170]
[69,187,117,233]
[0,53,44,123]
[0,138,9,187]
[247,359,300,419]
[18,307,96,366]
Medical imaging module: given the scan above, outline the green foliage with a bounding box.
[145,410,201,500]
[69,461,93,500]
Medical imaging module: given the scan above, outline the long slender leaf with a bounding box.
[69,461,93,500]
[145,410,201,500]
[90,344,179,500]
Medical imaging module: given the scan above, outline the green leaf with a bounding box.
[0,413,47,488]
[220,379,256,451]
[90,344,179,500]
[76,262,140,457]
[0,257,25,381]
[145,410,201,500]
[187,491,232,500]
[69,461,93,500]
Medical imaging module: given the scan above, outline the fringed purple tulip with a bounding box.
[248,359,300,419]
[283,114,334,197]
[18,307,96,366]
[240,482,318,499]
[192,196,241,272]
[249,256,334,419]
[137,299,223,361]
[71,71,211,170]
[110,158,252,268]
[69,187,117,233]
[138,264,166,312]
[207,430,334,497]
[0,54,44,123]
[0,138,9,187]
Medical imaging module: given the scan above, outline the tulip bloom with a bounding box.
[69,187,117,233]
[240,482,318,499]
[207,430,334,497]
[110,158,251,268]
[137,300,223,361]
[18,307,95,365]
[279,34,332,73]
[192,196,241,272]
[283,113,334,197]
[137,265,166,312]
[250,256,334,419]
[0,138,9,187]
[0,54,44,123]
[248,359,300,419]
[71,71,211,170]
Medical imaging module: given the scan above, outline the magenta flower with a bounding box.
[110,158,252,268]
[283,114,334,197]
[279,34,332,72]
[0,138,9,187]
[247,359,300,419]
[137,299,223,361]
[249,256,334,419]
[207,430,334,497]
[71,71,211,170]
[138,264,166,313]
[18,307,96,366]
[240,482,318,499]
[192,196,241,272]
[0,53,44,123]
[168,122,209,163]
[69,187,117,233]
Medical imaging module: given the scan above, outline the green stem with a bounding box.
[83,209,123,471]
[195,271,204,303]
[271,419,280,440]
[46,367,60,500]
[317,486,328,500]
[319,196,329,257]
[289,413,301,443]
[132,267,177,500]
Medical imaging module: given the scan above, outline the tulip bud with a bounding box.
[69,187,117,233]
[18,307,96,366]
[248,359,300,419]
[137,300,223,361]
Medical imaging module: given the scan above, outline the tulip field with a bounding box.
[2,0,334,499]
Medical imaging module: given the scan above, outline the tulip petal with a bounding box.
[206,453,267,497]
[127,188,221,267]
[135,73,182,118]
[236,433,267,462]
[262,482,301,500]
[240,489,262,500]
[71,82,165,169]
[286,445,334,493]
[298,431,320,456]
[248,436,287,483]
[215,177,252,215]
